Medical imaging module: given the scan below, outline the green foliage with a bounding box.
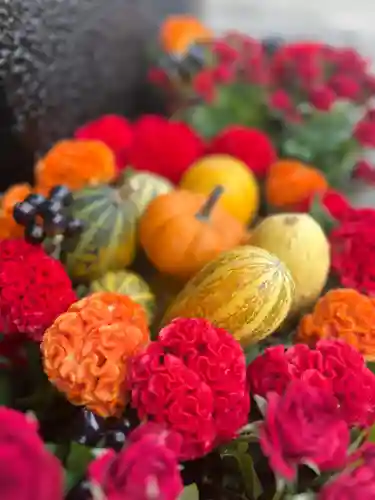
[280,103,363,187]
[180,84,268,139]
[64,443,95,493]
[308,195,338,235]
[178,483,200,500]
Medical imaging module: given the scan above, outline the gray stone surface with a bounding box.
[200,2,375,206]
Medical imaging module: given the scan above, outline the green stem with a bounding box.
[196,185,224,221]
[272,486,285,500]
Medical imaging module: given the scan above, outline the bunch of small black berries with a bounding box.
[13,185,85,244]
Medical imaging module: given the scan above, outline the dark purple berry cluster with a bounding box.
[13,185,85,244]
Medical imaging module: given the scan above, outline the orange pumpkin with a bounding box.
[160,15,213,55]
[139,186,245,280]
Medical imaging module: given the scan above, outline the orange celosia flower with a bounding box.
[35,140,116,195]
[266,159,328,209]
[0,183,33,239]
[160,15,213,55]
[41,292,150,417]
[296,288,375,360]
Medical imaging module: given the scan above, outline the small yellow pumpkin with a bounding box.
[162,245,294,346]
[179,154,259,224]
[90,270,156,324]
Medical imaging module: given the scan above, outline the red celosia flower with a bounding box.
[330,209,375,295]
[269,90,292,112]
[309,86,336,111]
[260,380,349,481]
[207,125,277,177]
[88,422,183,500]
[247,339,375,427]
[193,69,216,102]
[353,160,375,185]
[320,189,353,220]
[0,239,77,341]
[0,407,63,500]
[147,68,170,88]
[212,64,234,84]
[127,115,205,183]
[75,115,133,171]
[329,75,361,100]
[354,120,375,147]
[211,40,239,64]
[319,443,375,499]
[129,318,249,460]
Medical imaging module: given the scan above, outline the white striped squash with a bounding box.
[162,245,294,346]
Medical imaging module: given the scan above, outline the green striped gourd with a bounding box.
[61,185,138,282]
[119,169,174,217]
[162,245,294,347]
[90,270,156,324]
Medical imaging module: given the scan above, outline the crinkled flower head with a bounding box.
[42,292,150,417]
[260,380,349,481]
[297,288,375,361]
[0,407,63,500]
[35,139,116,194]
[88,422,183,500]
[129,317,250,460]
[0,239,77,340]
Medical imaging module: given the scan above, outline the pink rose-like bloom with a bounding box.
[354,120,375,147]
[269,90,292,112]
[88,423,183,500]
[260,380,350,481]
[309,86,336,111]
[0,407,63,500]
[319,443,375,500]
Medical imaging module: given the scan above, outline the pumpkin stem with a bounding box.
[196,185,224,220]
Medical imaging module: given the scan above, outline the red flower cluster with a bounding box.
[128,318,250,460]
[0,407,63,499]
[319,443,375,499]
[0,239,77,341]
[270,43,374,112]
[127,115,205,183]
[330,207,375,295]
[75,114,133,171]
[89,422,183,500]
[260,380,349,481]
[247,339,375,427]
[207,125,277,177]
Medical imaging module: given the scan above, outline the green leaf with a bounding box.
[178,483,199,500]
[0,370,11,406]
[65,443,94,493]
[309,194,338,235]
[221,442,263,499]
[367,362,375,375]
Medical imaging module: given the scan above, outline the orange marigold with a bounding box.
[0,183,33,239]
[265,159,328,209]
[35,140,116,195]
[41,292,150,417]
[296,288,375,360]
[160,15,213,55]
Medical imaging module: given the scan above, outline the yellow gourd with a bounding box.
[179,154,259,224]
[162,246,294,346]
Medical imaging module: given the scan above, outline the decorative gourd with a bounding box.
[160,15,213,55]
[61,185,138,282]
[118,168,174,217]
[139,186,245,281]
[250,213,330,314]
[179,155,260,224]
[90,270,156,324]
[162,246,294,346]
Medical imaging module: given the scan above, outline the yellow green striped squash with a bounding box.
[61,185,138,282]
[119,169,174,217]
[162,245,294,346]
[90,270,156,324]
